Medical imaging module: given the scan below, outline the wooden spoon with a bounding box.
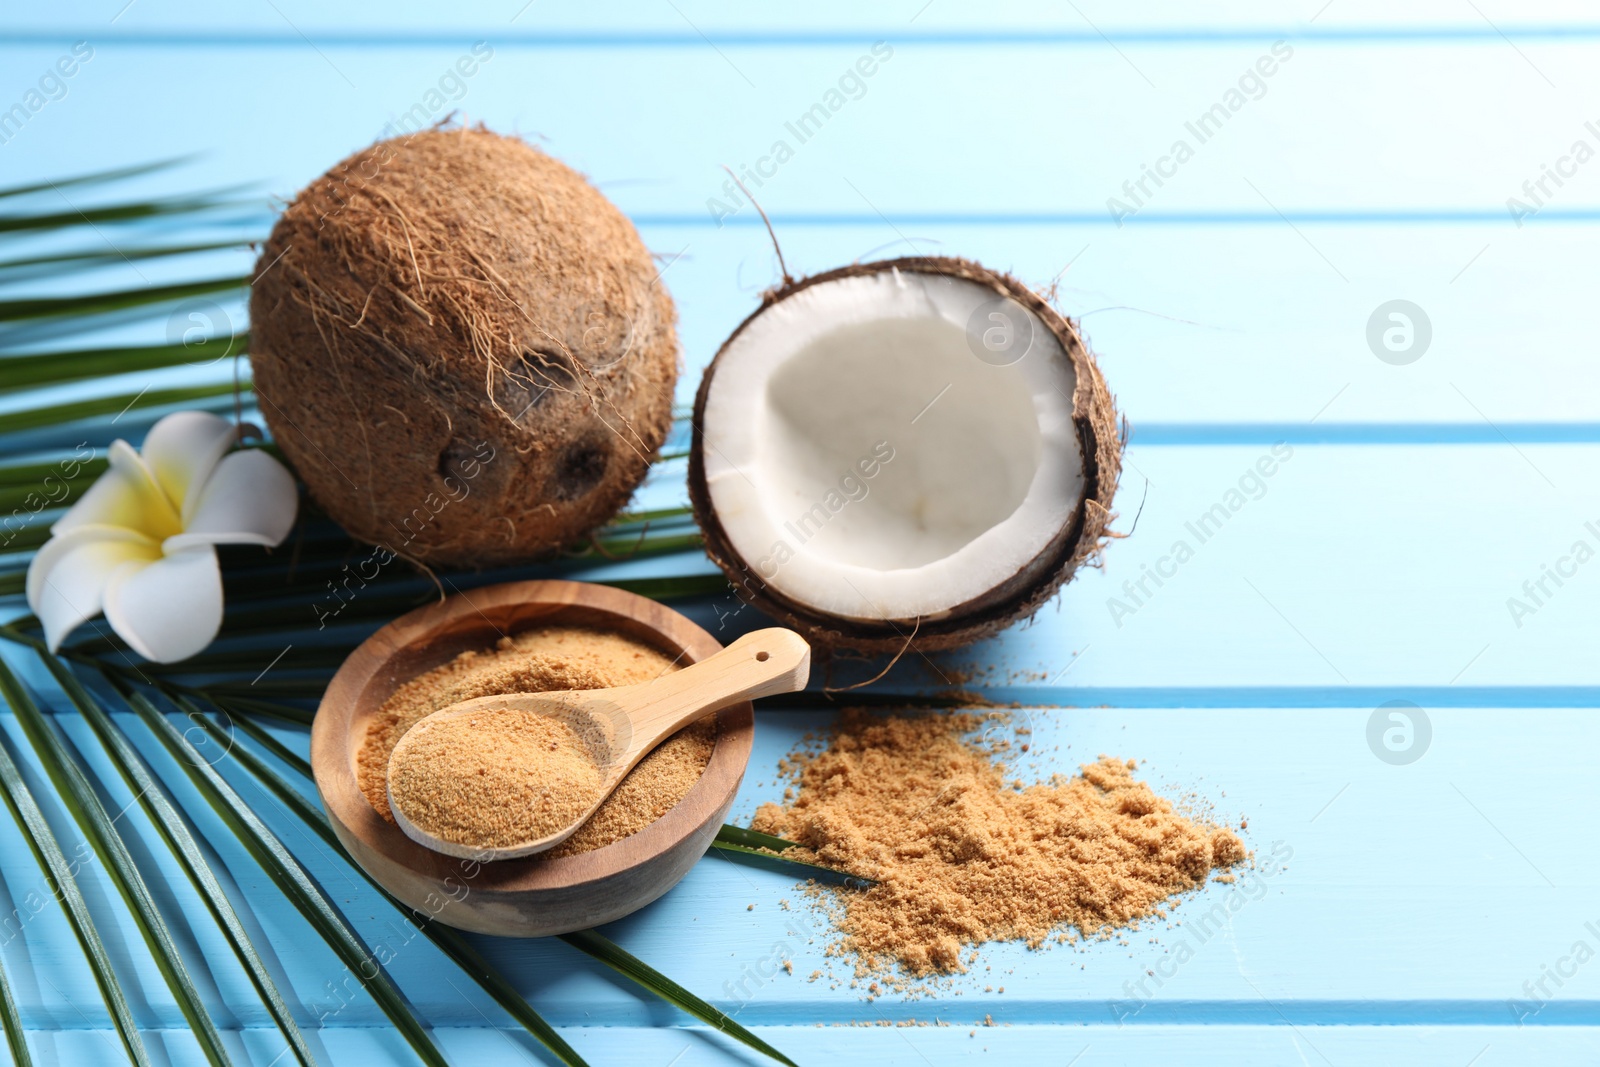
[386,628,811,860]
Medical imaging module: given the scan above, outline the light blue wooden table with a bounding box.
[4,2,1600,1063]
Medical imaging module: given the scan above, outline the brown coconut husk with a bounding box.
[688,256,1123,654]
[249,126,678,567]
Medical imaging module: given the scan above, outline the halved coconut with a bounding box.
[689,257,1121,653]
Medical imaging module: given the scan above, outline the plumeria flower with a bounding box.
[26,411,297,663]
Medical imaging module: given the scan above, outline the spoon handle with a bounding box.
[619,629,810,760]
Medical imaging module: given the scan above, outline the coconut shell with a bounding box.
[249,127,677,567]
[689,256,1122,654]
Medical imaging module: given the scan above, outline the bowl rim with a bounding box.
[310,578,753,896]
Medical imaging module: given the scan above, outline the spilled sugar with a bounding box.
[751,709,1247,984]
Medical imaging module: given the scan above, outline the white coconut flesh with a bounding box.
[700,269,1084,623]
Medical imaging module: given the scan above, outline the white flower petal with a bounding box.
[25,525,161,651]
[54,440,181,539]
[162,450,298,553]
[102,547,223,663]
[139,411,243,524]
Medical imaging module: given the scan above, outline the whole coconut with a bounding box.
[249,127,678,566]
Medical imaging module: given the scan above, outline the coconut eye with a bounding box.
[552,439,609,501]
[435,440,478,481]
[495,350,575,420]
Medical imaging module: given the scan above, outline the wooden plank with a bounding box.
[8,1022,1591,1066]
[0,38,1593,215]
[1,39,1596,426]
[6,699,1599,1033]
[4,5,1598,1062]
[6,218,1599,430]
[11,0,1598,34]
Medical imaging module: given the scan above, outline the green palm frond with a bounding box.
[1,335,245,392]
[0,193,259,235]
[0,933,29,1067]
[0,658,235,1067]
[114,681,452,1067]
[712,824,875,886]
[0,159,195,200]
[42,657,316,1067]
[157,691,587,1067]
[0,383,240,436]
[170,698,797,1067]
[559,930,797,1066]
[0,276,248,323]
[0,664,147,1067]
[0,160,805,1066]
[0,240,249,280]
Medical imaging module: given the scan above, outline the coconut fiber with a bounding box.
[250,126,678,566]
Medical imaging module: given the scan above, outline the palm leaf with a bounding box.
[416,925,588,1067]
[0,195,259,235]
[714,824,803,853]
[0,659,235,1066]
[70,570,721,648]
[141,645,348,676]
[0,383,240,437]
[1,335,246,392]
[173,690,312,727]
[608,506,699,526]
[101,679,452,1067]
[0,159,192,200]
[41,657,316,1067]
[0,241,249,280]
[0,663,151,1067]
[0,929,29,1067]
[186,678,325,700]
[0,161,800,1067]
[0,456,107,486]
[600,573,726,599]
[148,692,587,1067]
[559,930,797,1067]
[177,703,791,1067]
[196,703,311,777]
[0,523,53,555]
[232,713,788,1067]
[0,276,247,323]
[711,825,876,886]
[0,473,97,508]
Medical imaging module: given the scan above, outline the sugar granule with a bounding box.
[388,707,605,849]
[357,625,714,857]
[750,709,1246,979]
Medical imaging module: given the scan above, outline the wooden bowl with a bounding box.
[311,579,753,936]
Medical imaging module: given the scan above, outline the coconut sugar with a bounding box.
[388,707,606,849]
[357,626,715,857]
[751,709,1246,980]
